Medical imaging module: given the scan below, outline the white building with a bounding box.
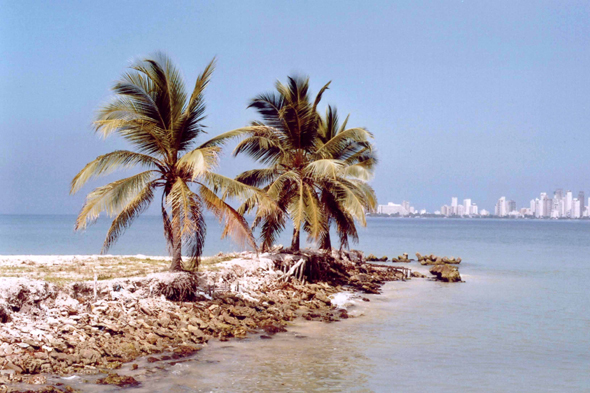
[573,198,581,218]
[566,190,573,217]
[377,202,409,216]
[495,197,507,217]
[463,199,471,216]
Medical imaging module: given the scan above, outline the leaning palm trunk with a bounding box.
[170,205,183,271]
[291,227,301,252]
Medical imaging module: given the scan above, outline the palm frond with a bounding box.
[176,57,216,152]
[303,159,345,180]
[75,171,156,230]
[235,168,279,187]
[202,172,277,216]
[343,162,374,181]
[199,185,256,250]
[71,150,162,194]
[177,146,220,180]
[102,181,156,253]
[316,127,373,159]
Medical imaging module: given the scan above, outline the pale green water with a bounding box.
[2,217,590,391]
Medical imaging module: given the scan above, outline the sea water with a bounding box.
[1,216,589,392]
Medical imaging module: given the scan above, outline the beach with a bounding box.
[0,249,413,392]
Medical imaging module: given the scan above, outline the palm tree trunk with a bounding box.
[291,226,300,252]
[170,205,183,271]
[320,231,332,251]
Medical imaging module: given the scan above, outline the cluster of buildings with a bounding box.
[376,201,419,216]
[495,189,589,218]
[375,189,590,219]
[375,197,486,217]
[439,197,484,217]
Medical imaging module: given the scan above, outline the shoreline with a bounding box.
[0,250,413,392]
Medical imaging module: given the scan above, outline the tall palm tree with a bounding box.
[71,54,265,271]
[208,76,377,252]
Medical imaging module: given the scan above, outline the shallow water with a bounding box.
[2,217,590,391]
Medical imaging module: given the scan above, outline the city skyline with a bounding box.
[376,187,590,219]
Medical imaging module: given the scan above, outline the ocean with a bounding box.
[1,215,589,392]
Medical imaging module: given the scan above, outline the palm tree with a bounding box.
[71,53,265,271]
[208,76,377,252]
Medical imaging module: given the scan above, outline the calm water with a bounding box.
[2,216,590,392]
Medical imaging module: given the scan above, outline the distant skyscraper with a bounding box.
[579,191,585,213]
[507,200,516,213]
[566,191,573,217]
[573,198,581,218]
[463,199,471,216]
[555,189,563,200]
[496,197,507,217]
[451,197,458,215]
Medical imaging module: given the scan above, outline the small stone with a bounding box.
[96,373,140,387]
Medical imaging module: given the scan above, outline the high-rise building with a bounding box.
[471,204,478,215]
[573,198,581,218]
[554,189,563,200]
[507,200,516,213]
[535,198,542,217]
[566,191,573,217]
[463,199,471,216]
[496,197,507,217]
[451,197,458,215]
[579,191,585,214]
[543,197,552,217]
[530,199,536,215]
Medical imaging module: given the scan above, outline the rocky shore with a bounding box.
[0,249,411,392]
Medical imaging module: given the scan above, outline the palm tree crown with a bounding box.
[210,76,377,251]
[71,53,263,271]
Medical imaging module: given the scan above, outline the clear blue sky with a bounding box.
[1,0,589,214]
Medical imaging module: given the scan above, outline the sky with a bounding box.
[1,0,589,214]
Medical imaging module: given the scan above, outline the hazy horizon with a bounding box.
[2,1,589,214]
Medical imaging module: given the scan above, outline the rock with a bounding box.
[96,373,140,387]
[79,348,101,365]
[411,271,426,278]
[261,324,287,335]
[429,265,462,282]
[260,335,272,339]
[146,333,158,345]
[0,305,11,323]
[172,344,202,358]
[26,374,47,384]
[366,254,379,261]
